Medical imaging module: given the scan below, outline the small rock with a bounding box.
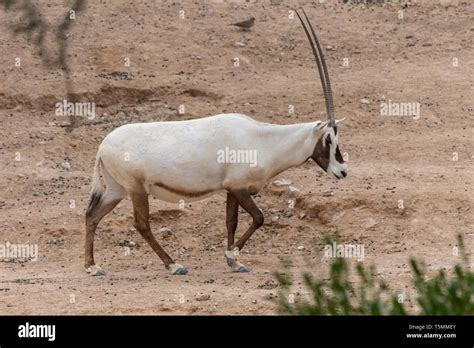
[282,210,293,218]
[258,280,279,289]
[298,212,306,219]
[159,227,172,233]
[251,300,257,304]
[288,186,300,197]
[272,179,292,187]
[323,190,334,197]
[263,293,275,300]
[196,294,210,301]
[297,245,305,251]
[118,240,137,247]
[60,161,71,170]
[359,98,370,104]
[365,218,378,229]
[235,42,246,47]
[271,216,279,223]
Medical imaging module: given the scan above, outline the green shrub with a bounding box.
[275,235,473,315]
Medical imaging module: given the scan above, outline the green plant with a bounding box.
[410,235,474,315]
[275,235,473,315]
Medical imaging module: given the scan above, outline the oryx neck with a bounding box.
[262,122,316,179]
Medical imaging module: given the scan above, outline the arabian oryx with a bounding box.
[85,9,347,276]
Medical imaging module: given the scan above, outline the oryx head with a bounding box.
[296,8,348,180]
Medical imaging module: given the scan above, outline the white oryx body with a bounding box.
[97,113,335,204]
[84,8,349,276]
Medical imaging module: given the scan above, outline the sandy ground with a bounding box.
[0,0,473,315]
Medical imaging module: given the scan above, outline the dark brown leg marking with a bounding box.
[129,190,175,268]
[226,192,239,250]
[228,188,264,251]
[85,194,123,268]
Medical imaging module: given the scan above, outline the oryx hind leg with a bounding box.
[129,189,187,275]
[224,188,264,273]
[85,171,127,276]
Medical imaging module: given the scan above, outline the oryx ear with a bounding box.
[312,121,321,132]
[313,120,328,132]
[335,118,345,125]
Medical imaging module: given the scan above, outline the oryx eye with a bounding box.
[325,135,332,146]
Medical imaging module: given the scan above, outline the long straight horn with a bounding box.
[295,8,336,127]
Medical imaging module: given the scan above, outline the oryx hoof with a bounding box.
[225,255,234,267]
[86,264,106,276]
[233,261,250,273]
[225,250,249,272]
[169,263,188,275]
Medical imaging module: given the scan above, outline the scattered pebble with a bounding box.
[272,179,292,187]
[258,280,278,289]
[118,240,137,247]
[323,190,334,197]
[196,294,210,301]
[288,186,300,197]
[365,218,378,229]
[263,293,275,300]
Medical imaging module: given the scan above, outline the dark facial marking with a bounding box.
[154,182,214,198]
[335,145,344,164]
[325,134,332,146]
[311,135,330,171]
